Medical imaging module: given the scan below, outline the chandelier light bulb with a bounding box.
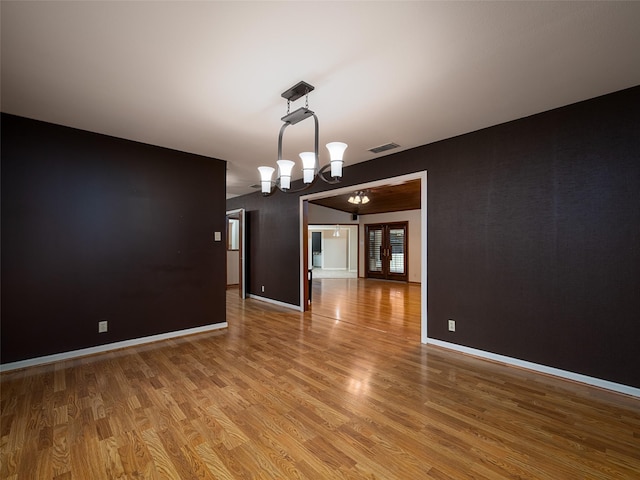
[299,152,316,184]
[276,160,295,190]
[326,142,348,178]
[258,166,275,194]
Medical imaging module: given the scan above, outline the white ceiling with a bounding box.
[2,1,639,198]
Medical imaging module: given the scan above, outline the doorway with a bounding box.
[312,231,322,267]
[299,171,428,343]
[225,208,246,299]
[365,222,408,282]
[308,225,358,279]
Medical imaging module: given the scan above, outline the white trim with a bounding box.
[427,338,640,398]
[226,208,246,299]
[301,172,427,203]
[299,199,307,312]
[248,294,300,311]
[419,171,428,344]
[0,323,228,373]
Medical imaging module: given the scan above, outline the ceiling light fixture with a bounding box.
[258,81,348,195]
[347,191,370,205]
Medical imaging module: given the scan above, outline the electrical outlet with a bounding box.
[448,319,456,332]
[98,320,108,333]
[261,285,265,293]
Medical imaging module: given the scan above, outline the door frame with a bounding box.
[226,208,246,299]
[365,221,409,282]
[299,171,428,343]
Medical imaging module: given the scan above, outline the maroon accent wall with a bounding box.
[1,114,227,363]
[228,86,640,388]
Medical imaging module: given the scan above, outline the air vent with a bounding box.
[368,142,400,154]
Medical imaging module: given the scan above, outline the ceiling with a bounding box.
[310,179,421,216]
[2,2,639,199]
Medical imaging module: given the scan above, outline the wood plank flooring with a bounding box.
[1,280,639,479]
[310,278,422,341]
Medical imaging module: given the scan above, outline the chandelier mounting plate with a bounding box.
[281,107,315,125]
[281,81,315,102]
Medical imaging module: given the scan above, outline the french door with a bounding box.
[365,222,408,282]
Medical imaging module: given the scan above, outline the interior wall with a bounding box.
[308,203,354,224]
[321,233,348,269]
[1,113,228,364]
[228,86,640,388]
[230,191,301,305]
[227,251,240,285]
[348,225,358,273]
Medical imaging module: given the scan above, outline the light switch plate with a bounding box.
[214,231,221,241]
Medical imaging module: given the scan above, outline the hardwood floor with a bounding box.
[311,278,422,341]
[1,280,639,479]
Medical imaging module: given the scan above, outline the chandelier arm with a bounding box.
[263,163,341,195]
[277,122,290,161]
[271,112,322,194]
[317,163,342,184]
[263,178,311,196]
[311,113,342,184]
[276,182,313,194]
[276,165,336,192]
[272,164,330,195]
[257,124,290,196]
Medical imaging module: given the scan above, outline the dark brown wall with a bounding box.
[230,191,301,306]
[1,114,227,363]
[228,86,640,388]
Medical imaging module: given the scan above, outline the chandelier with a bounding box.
[258,81,348,195]
[348,190,370,205]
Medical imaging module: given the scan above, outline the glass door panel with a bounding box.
[368,228,383,274]
[389,228,405,274]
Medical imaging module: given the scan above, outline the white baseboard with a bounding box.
[5,324,635,398]
[0,323,228,373]
[427,338,640,398]
[248,294,302,312]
